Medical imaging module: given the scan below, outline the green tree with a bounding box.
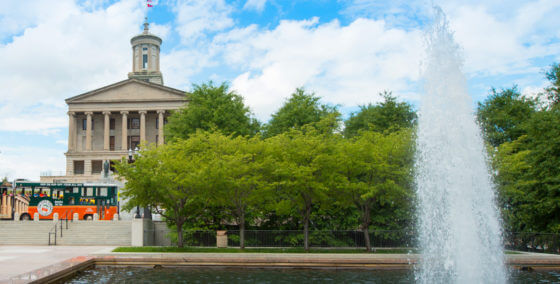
[267,124,340,251]
[337,129,414,251]
[491,136,534,232]
[208,133,271,249]
[545,63,560,107]
[523,109,560,232]
[115,136,217,248]
[264,88,340,137]
[344,91,416,137]
[476,87,537,147]
[166,81,260,141]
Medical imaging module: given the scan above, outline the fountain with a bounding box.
[414,7,507,283]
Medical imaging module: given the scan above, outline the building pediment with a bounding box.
[66,79,187,104]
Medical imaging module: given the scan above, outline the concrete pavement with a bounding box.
[0,246,115,283]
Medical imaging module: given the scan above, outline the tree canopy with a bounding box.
[165,81,260,141]
[264,88,340,137]
[115,139,214,247]
[545,63,560,107]
[344,91,416,137]
[480,64,560,234]
[476,87,537,147]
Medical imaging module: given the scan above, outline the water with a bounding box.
[414,7,507,283]
[64,266,559,283]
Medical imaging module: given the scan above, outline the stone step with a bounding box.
[0,221,133,245]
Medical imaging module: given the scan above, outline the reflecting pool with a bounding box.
[65,267,560,283]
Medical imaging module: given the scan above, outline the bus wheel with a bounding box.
[20,214,31,221]
[84,215,93,221]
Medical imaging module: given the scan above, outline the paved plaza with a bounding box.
[0,246,115,283]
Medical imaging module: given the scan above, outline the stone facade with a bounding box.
[40,22,187,183]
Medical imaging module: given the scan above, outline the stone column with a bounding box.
[121,111,129,150]
[85,112,93,151]
[103,111,111,151]
[157,110,165,146]
[139,110,147,143]
[68,111,76,151]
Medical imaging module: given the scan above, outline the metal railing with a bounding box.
[505,232,560,254]
[40,170,67,177]
[48,210,73,246]
[150,229,416,248]
[226,230,415,248]
[141,226,560,253]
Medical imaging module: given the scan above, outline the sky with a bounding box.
[0,0,558,180]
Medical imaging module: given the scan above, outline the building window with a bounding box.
[109,118,115,130]
[92,160,103,174]
[143,54,148,69]
[82,118,94,130]
[109,136,115,151]
[74,161,84,175]
[128,136,140,150]
[128,118,140,129]
[109,160,117,173]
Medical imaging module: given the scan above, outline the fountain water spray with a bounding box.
[414,7,507,283]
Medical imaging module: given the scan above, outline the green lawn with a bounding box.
[112,247,416,254]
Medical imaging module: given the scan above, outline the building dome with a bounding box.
[128,20,163,85]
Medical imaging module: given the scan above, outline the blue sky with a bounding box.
[0,0,558,179]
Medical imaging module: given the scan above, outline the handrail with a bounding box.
[48,210,73,246]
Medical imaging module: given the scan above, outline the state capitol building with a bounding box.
[41,21,187,183]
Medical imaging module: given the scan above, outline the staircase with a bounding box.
[58,221,131,246]
[0,221,132,246]
[0,222,53,245]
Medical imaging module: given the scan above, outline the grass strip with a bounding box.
[112,247,417,254]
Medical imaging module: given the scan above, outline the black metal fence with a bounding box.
[155,227,560,253]
[505,232,560,254]
[224,230,415,248]
[182,230,217,247]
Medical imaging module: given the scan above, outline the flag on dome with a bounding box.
[147,0,153,7]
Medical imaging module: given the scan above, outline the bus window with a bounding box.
[73,187,79,194]
[99,188,107,197]
[86,187,93,196]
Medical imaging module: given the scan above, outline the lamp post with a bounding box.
[134,146,152,219]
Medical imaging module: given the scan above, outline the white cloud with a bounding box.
[0,0,146,180]
[342,0,560,79]
[0,0,145,133]
[172,0,234,43]
[243,0,267,12]
[0,145,66,180]
[150,22,171,41]
[448,1,560,77]
[211,18,423,120]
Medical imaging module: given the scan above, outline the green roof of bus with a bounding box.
[14,182,118,188]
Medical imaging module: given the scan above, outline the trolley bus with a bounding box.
[10,181,119,221]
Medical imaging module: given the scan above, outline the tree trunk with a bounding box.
[303,204,311,252]
[362,203,371,252]
[240,210,245,249]
[177,221,184,248]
